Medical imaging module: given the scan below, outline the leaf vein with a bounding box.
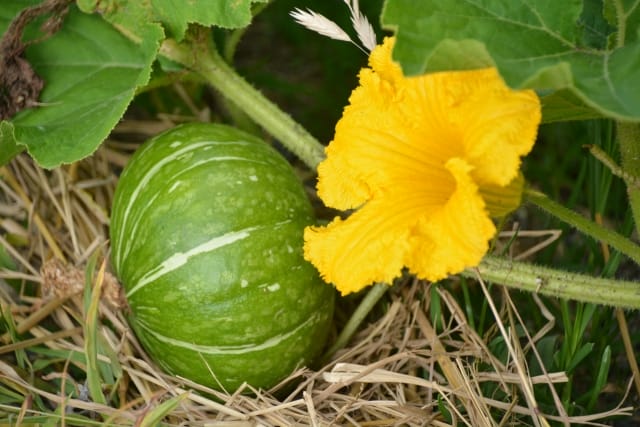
[625,0,640,18]
[459,0,576,48]
[602,53,625,108]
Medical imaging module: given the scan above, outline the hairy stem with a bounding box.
[612,0,626,48]
[525,188,640,265]
[464,256,640,309]
[617,121,640,232]
[159,31,326,170]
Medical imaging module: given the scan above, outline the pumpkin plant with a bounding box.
[3,0,640,412]
[109,123,334,391]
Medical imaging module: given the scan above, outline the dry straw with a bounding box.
[0,119,634,425]
[290,0,377,53]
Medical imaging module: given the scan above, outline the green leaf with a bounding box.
[605,0,640,45]
[567,342,594,372]
[579,0,615,49]
[78,0,268,41]
[587,344,611,410]
[0,122,22,165]
[152,0,269,40]
[83,255,106,405]
[0,3,162,168]
[137,393,190,427]
[76,0,161,42]
[541,89,606,123]
[0,243,16,271]
[381,0,640,121]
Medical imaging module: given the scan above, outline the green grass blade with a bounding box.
[0,306,28,370]
[83,256,107,405]
[429,285,442,332]
[138,393,189,427]
[587,345,612,411]
[460,278,476,331]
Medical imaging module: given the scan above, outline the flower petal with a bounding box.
[317,38,464,210]
[317,38,540,211]
[366,36,404,87]
[389,67,541,188]
[480,173,525,218]
[304,205,408,295]
[316,39,408,210]
[307,36,540,294]
[408,158,496,282]
[305,157,495,295]
[446,68,541,187]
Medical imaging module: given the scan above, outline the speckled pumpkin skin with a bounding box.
[110,123,334,391]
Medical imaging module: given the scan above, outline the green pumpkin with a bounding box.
[110,123,334,391]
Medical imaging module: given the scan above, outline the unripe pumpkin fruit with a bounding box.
[110,123,334,391]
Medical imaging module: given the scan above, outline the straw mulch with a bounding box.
[0,121,634,426]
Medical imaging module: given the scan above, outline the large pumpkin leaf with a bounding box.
[78,0,268,41]
[151,0,269,40]
[540,90,606,123]
[0,122,22,166]
[3,0,265,168]
[381,0,640,122]
[75,0,159,42]
[0,2,162,168]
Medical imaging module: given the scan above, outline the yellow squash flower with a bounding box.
[304,37,541,295]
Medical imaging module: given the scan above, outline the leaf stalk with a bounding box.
[524,187,640,265]
[464,256,640,309]
[617,122,640,232]
[159,29,326,170]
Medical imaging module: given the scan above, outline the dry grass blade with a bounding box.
[83,256,107,405]
[0,295,68,343]
[0,166,65,261]
[344,0,377,51]
[413,306,491,427]
[616,307,640,401]
[497,228,562,261]
[290,2,376,54]
[474,270,546,427]
[137,392,190,427]
[289,8,352,44]
[506,290,568,424]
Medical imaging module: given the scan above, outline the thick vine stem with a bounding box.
[159,31,326,170]
[525,188,640,265]
[617,122,640,232]
[612,0,627,48]
[465,256,640,309]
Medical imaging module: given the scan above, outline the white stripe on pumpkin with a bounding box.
[113,139,257,270]
[135,312,320,355]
